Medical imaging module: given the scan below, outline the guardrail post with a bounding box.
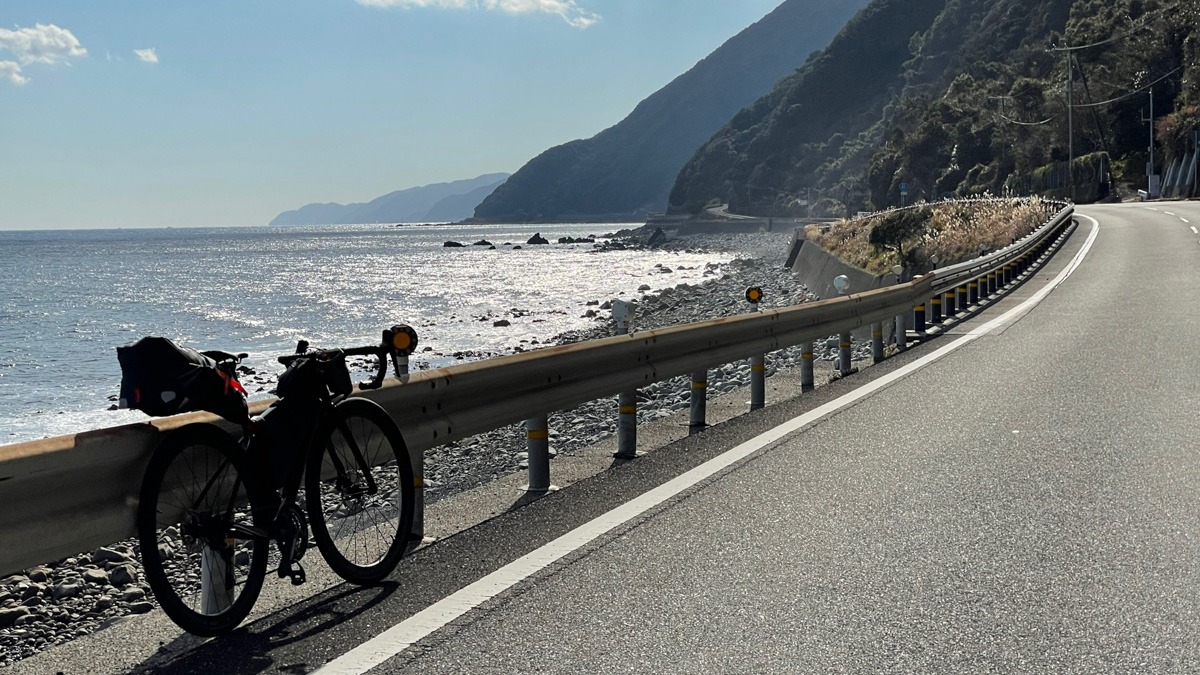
[613,302,639,460]
[969,280,979,305]
[871,322,884,363]
[913,303,926,333]
[614,391,638,459]
[749,356,766,411]
[931,294,942,324]
[958,285,968,312]
[988,272,997,296]
[944,290,956,318]
[801,341,815,391]
[689,371,707,435]
[524,415,553,492]
[201,549,235,615]
[838,331,853,376]
[895,312,907,352]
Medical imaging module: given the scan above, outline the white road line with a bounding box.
[1148,207,1160,211]
[1166,211,1177,216]
[1183,218,1191,224]
[1190,226,1197,235]
[313,218,1102,675]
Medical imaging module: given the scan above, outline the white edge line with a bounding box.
[1165,211,1176,216]
[313,217,1102,675]
[1190,226,1197,235]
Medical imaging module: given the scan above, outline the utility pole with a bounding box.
[1067,54,1074,198]
[1142,87,1156,197]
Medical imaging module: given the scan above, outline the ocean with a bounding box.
[0,223,732,446]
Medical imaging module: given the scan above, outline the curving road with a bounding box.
[15,202,1200,674]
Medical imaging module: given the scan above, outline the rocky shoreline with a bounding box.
[0,226,871,667]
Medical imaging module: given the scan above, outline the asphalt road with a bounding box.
[352,202,1200,673]
[17,202,1200,674]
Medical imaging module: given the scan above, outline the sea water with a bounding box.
[0,223,731,445]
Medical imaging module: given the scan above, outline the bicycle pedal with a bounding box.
[288,563,306,586]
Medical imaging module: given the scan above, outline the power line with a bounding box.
[1049,18,1155,51]
[994,112,1053,126]
[1069,66,1181,108]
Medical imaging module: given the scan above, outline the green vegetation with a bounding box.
[671,0,1200,215]
[806,198,1057,274]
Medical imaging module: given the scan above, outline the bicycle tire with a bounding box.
[137,423,271,636]
[305,397,415,585]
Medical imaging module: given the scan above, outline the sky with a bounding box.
[1,0,785,230]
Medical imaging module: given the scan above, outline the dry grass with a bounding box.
[805,197,1057,275]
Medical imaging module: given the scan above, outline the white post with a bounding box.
[200,547,234,615]
[612,300,638,459]
[524,415,553,493]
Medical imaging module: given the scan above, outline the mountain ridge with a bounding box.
[471,0,869,223]
[270,173,510,226]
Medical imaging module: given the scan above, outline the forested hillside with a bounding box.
[670,0,1200,215]
[471,0,868,223]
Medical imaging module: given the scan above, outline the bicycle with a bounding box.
[133,326,419,636]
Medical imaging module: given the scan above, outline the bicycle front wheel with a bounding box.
[306,397,415,585]
[137,423,271,636]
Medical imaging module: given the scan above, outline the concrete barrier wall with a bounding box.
[786,238,899,340]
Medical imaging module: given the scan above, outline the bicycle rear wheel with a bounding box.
[137,423,271,636]
[306,397,415,585]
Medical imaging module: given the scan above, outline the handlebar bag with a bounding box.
[116,336,249,424]
[277,352,353,400]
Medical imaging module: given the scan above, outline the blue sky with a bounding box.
[1,0,784,230]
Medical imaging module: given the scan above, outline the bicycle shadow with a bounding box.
[130,580,401,675]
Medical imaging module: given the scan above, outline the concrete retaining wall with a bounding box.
[787,238,899,340]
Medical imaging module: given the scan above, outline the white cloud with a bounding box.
[0,60,27,85]
[0,23,86,65]
[357,0,600,29]
[0,23,86,85]
[134,48,158,64]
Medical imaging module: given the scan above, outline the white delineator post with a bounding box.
[745,287,766,411]
[612,300,638,460]
[200,546,234,615]
[524,415,553,493]
[892,266,907,352]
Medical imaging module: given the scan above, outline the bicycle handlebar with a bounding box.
[276,324,420,391]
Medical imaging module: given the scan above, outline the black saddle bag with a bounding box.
[116,336,249,424]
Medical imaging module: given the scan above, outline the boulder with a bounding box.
[493,320,511,328]
[91,547,132,565]
[109,565,137,587]
[526,233,549,245]
[443,241,467,248]
[472,239,493,246]
[50,583,81,600]
[82,569,109,585]
[644,227,667,247]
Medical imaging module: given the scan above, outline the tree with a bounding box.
[869,207,929,265]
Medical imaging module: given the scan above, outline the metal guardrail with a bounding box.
[0,202,1074,576]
